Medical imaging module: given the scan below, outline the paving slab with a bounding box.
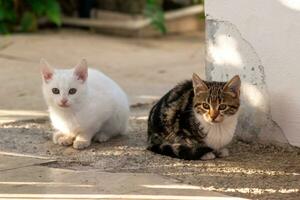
[0,110,47,124]
[0,164,246,200]
[0,153,52,171]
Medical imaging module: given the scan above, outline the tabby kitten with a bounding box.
[147,74,241,160]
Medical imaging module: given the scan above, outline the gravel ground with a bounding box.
[0,104,299,200]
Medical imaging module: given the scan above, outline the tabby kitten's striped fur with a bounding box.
[147,74,241,160]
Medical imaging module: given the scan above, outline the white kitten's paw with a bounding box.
[96,133,110,143]
[217,148,229,158]
[53,131,64,144]
[73,139,91,150]
[57,135,75,146]
[201,152,216,160]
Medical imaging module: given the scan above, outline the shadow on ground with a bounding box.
[0,103,299,200]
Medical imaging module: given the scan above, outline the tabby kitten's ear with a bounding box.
[40,58,54,83]
[192,73,208,95]
[223,75,241,98]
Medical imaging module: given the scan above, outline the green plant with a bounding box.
[0,1,16,34]
[193,0,204,4]
[196,0,205,19]
[0,0,61,34]
[144,0,167,34]
[144,0,205,34]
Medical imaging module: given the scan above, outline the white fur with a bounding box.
[41,60,129,149]
[195,111,239,151]
[200,152,216,160]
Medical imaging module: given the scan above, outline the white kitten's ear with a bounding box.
[223,75,241,98]
[74,59,88,83]
[192,73,208,95]
[40,58,54,83]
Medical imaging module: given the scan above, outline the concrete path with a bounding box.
[0,154,246,200]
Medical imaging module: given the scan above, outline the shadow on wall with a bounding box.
[205,19,287,144]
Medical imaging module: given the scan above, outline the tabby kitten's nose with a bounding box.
[210,110,219,120]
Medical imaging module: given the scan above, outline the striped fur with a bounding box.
[147,74,241,160]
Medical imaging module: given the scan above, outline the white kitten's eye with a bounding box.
[69,88,77,95]
[52,88,60,94]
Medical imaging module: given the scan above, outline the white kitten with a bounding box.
[41,59,129,149]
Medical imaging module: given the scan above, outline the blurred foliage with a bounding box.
[144,0,204,34]
[0,1,16,34]
[193,0,204,4]
[194,0,205,19]
[96,0,145,15]
[144,0,166,34]
[0,0,61,34]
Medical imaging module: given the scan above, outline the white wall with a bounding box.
[205,0,300,147]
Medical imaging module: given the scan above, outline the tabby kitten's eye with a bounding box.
[218,104,227,110]
[52,88,60,94]
[202,103,210,110]
[69,88,77,95]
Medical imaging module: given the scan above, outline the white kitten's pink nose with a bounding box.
[59,98,69,107]
[61,98,68,104]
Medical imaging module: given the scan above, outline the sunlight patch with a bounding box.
[208,35,242,67]
[278,0,300,11]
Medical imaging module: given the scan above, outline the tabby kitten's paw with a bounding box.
[73,138,91,150]
[57,135,75,146]
[201,152,216,160]
[216,148,229,158]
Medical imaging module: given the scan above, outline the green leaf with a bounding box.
[0,23,10,34]
[26,0,46,16]
[20,12,37,32]
[25,0,61,26]
[0,0,61,33]
[0,0,16,21]
[45,0,61,26]
[144,0,167,34]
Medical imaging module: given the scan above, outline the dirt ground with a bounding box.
[1,103,299,200]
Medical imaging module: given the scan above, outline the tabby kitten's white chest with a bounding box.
[198,113,239,150]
